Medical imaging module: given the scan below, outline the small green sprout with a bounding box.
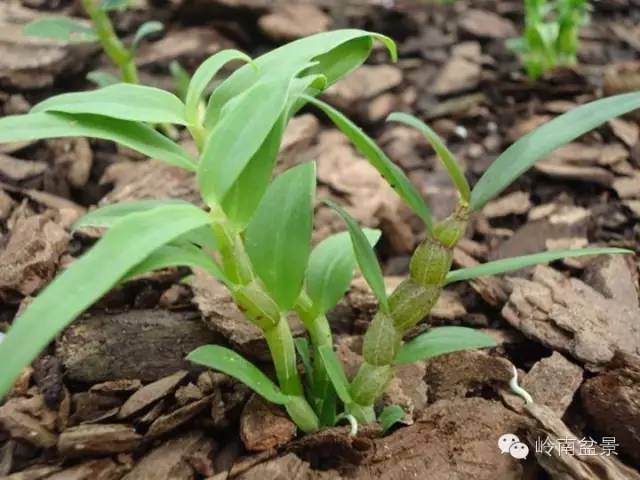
[24,0,161,85]
[0,30,636,435]
[509,0,590,79]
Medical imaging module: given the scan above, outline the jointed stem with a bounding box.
[210,208,319,432]
[347,204,469,423]
[80,0,139,84]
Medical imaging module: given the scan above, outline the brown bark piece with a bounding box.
[122,430,214,480]
[524,403,640,479]
[56,310,219,383]
[46,459,128,480]
[0,213,69,300]
[502,265,640,365]
[581,359,640,464]
[118,370,188,420]
[57,424,142,456]
[259,5,331,41]
[240,395,297,452]
[145,395,211,439]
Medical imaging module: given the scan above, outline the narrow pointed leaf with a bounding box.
[23,18,97,43]
[204,29,395,129]
[101,0,129,10]
[470,93,640,211]
[131,21,164,52]
[318,345,353,405]
[305,229,381,314]
[219,75,323,227]
[0,112,196,171]
[379,405,405,433]
[294,337,314,389]
[122,244,226,284]
[326,202,388,311]
[446,247,632,284]
[87,71,120,88]
[32,84,188,125]
[395,327,496,365]
[0,204,211,399]
[73,199,190,230]
[170,61,191,101]
[245,162,316,310]
[306,96,432,230]
[185,50,253,125]
[388,112,470,202]
[198,79,290,206]
[188,345,288,405]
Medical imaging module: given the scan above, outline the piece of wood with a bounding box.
[56,310,222,383]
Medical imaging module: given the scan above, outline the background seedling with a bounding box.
[0,29,636,434]
[509,0,590,79]
[25,0,160,84]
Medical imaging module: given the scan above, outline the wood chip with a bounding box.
[145,396,211,439]
[240,395,297,452]
[609,117,639,147]
[258,5,331,41]
[118,371,189,420]
[502,265,640,365]
[482,191,531,218]
[58,424,141,456]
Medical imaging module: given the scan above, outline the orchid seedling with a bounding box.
[509,0,591,79]
[0,30,637,435]
[300,92,638,424]
[24,0,163,85]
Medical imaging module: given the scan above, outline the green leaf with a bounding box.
[217,74,323,228]
[326,201,389,312]
[0,112,196,171]
[305,96,432,231]
[470,92,640,211]
[245,162,316,310]
[318,345,353,405]
[378,405,405,433]
[187,345,288,405]
[446,247,632,284]
[394,327,496,365]
[0,203,211,399]
[131,21,164,52]
[219,114,287,228]
[32,84,188,126]
[23,18,97,43]
[294,337,314,389]
[205,29,396,130]
[122,243,226,284]
[185,50,253,125]
[87,71,120,88]
[305,229,381,314]
[169,61,191,102]
[101,0,129,10]
[73,199,190,230]
[198,79,291,206]
[387,112,470,202]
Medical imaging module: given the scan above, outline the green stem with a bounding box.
[347,205,469,423]
[264,318,319,433]
[210,207,318,432]
[295,294,335,424]
[80,0,139,84]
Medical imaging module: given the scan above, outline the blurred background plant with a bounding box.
[509,0,590,79]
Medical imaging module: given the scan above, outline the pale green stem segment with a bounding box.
[210,207,319,432]
[346,205,469,423]
[80,0,139,84]
[294,293,334,420]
